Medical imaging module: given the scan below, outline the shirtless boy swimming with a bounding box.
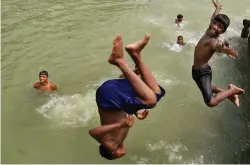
[34,70,57,92]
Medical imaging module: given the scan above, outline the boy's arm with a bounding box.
[50,83,57,90]
[211,0,222,21]
[33,82,39,89]
[210,39,238,59]
[89,115,134,151]
[89,123,122,151]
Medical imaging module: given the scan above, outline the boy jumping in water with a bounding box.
[89,34,165,160]
[192,0,244,107]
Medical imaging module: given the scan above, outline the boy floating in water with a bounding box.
[89,34,165,160]
[34,70,57,92]
[192,0,244,107]
[175,14,184,27]
[177,36,186,46]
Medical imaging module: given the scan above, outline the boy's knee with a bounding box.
[144,94,157,107]
[206,100,216,107]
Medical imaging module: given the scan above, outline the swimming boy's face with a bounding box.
[177,37,184,45]
[178,17,183,22]
[39,75,48,83]
[208,20,225,37]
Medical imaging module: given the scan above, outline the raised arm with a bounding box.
[33,82,39,89]
[211,0,223,21]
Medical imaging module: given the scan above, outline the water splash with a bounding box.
[153,71,182,86]
[162,42,183,52]
[37,90,98,127]
[131,140,204,164]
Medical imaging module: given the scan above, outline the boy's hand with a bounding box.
[135,110,149,120]
[120,115,135,127]
[212,0,222,9]
[222,43,238,59]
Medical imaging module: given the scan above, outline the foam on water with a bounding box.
[37,89,98,127]
[130,156,150,164]
[174,20,189,29]
[152,71,183,86]
[131,140,204,164]
[246,7,250,13]
[162,28,203,52]
[162,42,183,52]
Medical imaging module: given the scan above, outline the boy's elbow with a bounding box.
[89,129,94,137]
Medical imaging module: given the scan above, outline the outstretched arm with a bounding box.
[211,0,223,21]
[210,39,238,59]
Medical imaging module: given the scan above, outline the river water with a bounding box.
[2,0,250,163]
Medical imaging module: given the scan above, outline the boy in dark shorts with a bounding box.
[192,0,244,107]
[89,34,165,160]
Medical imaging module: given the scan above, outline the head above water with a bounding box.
[177,14,183,22]
[177,35,184,45]
[208,14,230,37]
[243,19,250,27]
[39,70,49,83]
[99,144,126,160]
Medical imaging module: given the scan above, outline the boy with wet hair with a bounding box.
[192,0,244,108]
[177,36,186,46]
[34,70,57,92]
[175,14,184,27]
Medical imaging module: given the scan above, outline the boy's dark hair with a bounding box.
[213,14,230,33]
[177,14,183,19]
[243,19,250,27]
[99,144,115,160]
[39,70,48,77]
[177,36,183,40]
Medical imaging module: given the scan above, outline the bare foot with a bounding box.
[125,34,150,59]
[229,84,244,95]
[108,34,124,65]
[228,94,240,107]
[227,85,239,106]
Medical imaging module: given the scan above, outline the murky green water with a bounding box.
[2,0,250,163]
